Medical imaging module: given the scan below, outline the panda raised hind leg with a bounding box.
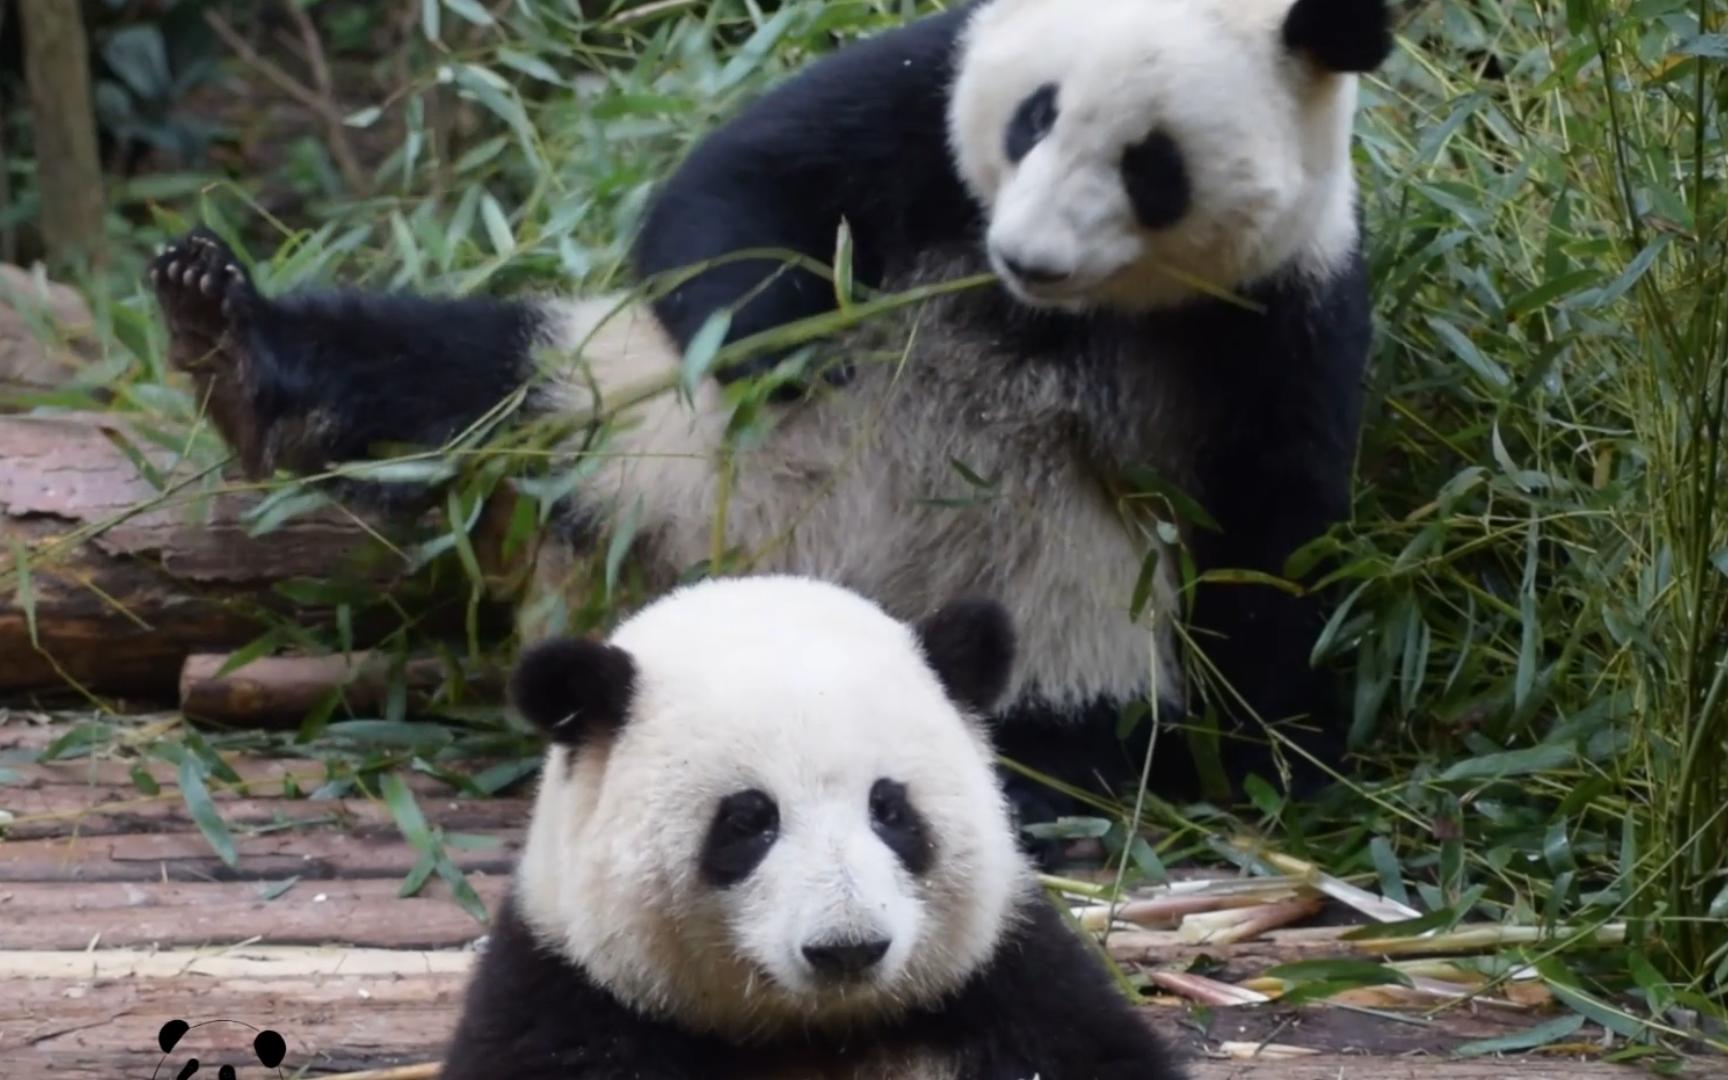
[149,228,540,509]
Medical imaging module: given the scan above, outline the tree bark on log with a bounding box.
[178,650,503,725]
[0,412,422,698]
[18,0,107,269]
[0,263,98,399]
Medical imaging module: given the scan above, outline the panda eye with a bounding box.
[701,789,780,888]
[1005,83,1059,164]
[870,781,906,827]
[1120,129,1191,231]
[869,778,933,876]
[719,789,778,837]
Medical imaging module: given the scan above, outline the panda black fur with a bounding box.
[439,575,1185,1080]
[148,0,1395,835]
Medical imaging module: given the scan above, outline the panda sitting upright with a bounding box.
[149,0,1396,831]
[439,574,1185,1080]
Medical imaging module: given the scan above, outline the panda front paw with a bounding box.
[149,227,259,372]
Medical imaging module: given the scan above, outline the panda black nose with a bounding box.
[802,937,891,978]
[1000,255,1071,286]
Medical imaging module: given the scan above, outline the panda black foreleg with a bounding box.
[953,897,1188,1079]
[990,695,1202,866]
[1180,433,1353,803]
[441,897,716,1079]
[149,229,540,511]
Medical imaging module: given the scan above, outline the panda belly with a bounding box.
[534,285,1183,714]
[725,364,1173,710]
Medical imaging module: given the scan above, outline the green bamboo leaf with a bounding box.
[36,723,108,763]
[604,496,643,603]
[10,537,36,647]
[480,192,515,256]
[1429,316,1510,389]
[129,764,160,796]
[1128,547,1161,622]
[1194,568,1304,595]
[1439,743,1576,782]
[381,771,434,853]
[99,426,165,491]
[400,848,437,898]
[435,854,492,925]
[1535,958,1645,1039]
[681,310,732,398]
[444,0,494,25]
[834,218,856,309]
[1707,879,1728,920]
[1369,837,1410,909]
[1455,1014,1585,1058]
[1266,959,1412,986]
[178,758,237,868]
[1340,906,1454,940]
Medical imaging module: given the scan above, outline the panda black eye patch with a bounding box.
[700,789,780,887]
[1120,129,1191,231]
[1004,83,1060,164]
[869,778,934,876]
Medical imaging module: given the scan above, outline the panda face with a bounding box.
[510,577,1026,1038]
[948,0,1390,311]
[694,765,937,998]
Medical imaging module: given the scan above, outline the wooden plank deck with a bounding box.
[0,714,1708,1077]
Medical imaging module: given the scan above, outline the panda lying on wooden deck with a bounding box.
[440,576,1185,1080]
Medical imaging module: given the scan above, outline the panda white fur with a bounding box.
[438,575,1185,1079]
[148,0,1395,837]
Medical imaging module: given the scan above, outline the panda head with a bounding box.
[949,0,1394,311]
[509,576,1026,1038]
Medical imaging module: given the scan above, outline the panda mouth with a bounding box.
[992,268,1091,308]
[987,253,1109,310]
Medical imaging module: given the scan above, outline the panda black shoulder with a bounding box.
[441,895,719,1078]
[630,3,986,360]
[918,890,1187,1076]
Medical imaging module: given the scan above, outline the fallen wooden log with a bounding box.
[0,412,478,698]
[178,651,505,725]
[0,263,96,400]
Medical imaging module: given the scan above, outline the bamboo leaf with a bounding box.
[178,758,238,869]
[1455,1014,1586,1058]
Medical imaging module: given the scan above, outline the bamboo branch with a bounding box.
[203,10,370,196]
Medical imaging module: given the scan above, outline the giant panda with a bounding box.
[439,574,1186,1080]
[147,0,1395,838]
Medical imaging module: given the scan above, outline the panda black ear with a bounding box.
[509,637,638,746]
[916,597,1015,716]
[1282,0,1395,74]
[253,1029,287,1068]
[158,1018,189,1054]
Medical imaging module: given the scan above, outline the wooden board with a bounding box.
[0,952,1679,1078]
[0,718,1705,1077]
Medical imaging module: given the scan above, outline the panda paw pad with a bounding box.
[149,228,258,359]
